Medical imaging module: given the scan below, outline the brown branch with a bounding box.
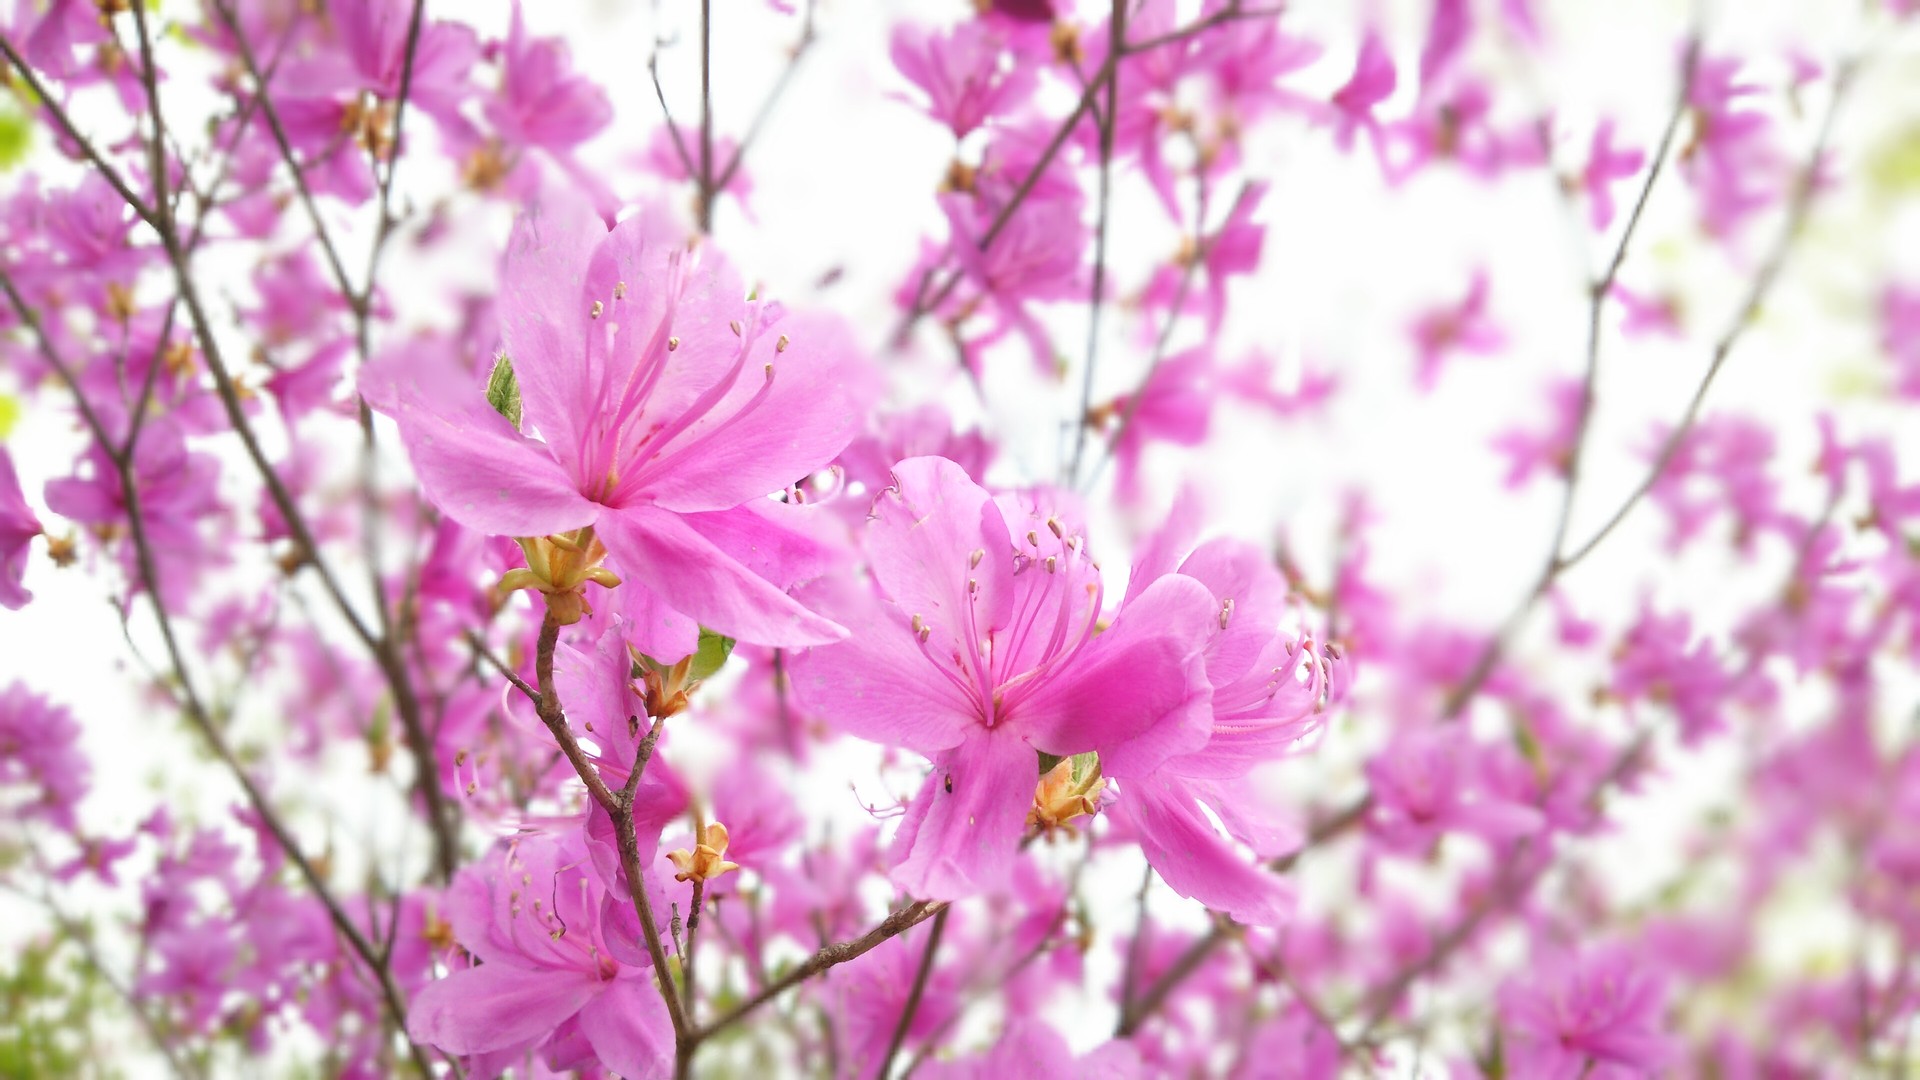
[0,267,439,1079]
[697,0,715,234]
[0,37,157,221]
[1065,0,1126,486]
[1557,56,1858,572]
[1117,917,1234,1036]
[711,0,817,196]
[690,900,950,1045]
[529,610,690,1052]
[466,630,539,702]
[874,906,950,1080]
[1434,38,1703,723]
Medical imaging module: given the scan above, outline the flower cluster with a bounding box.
[1,0,1916,1077]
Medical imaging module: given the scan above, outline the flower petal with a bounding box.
[644,312,875,512]
[1112,774,1294,927]
[407,964,600,1055]
[360,346,599,537]
[575,976,676,1080]
[1016,574,1215,772]
[498,194,605,460]
[596,505,845,646]
[889,727,1035,900]
[791,579,978,755]
[866,456,1014,661]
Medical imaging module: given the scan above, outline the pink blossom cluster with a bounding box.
[1,1,1917,1078]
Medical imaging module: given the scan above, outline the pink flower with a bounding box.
[1680,56,1784,239]
[1611,607,1737,747]
[1103,348,1215,501]
[1490,377,1585,489]
[1220,352,1339,418]
[1418,0,1471,91]
[1239,1006,1341,1079]
[836,404,995,506]
[1881,283,1920,398]
[44,416,224,608]
[329,0,479,129]
[0,448,41,609]
[1645,416,1783,553]
[1409,268,1504,390]
[1106,512,1341,924]
[472,3,622,221]
[138,922,240,1034]
[794,457,1217,900]
[1610,283,1684,339]
[890,21,1036,139]
[407,833,673,1079]
[0,683,88,832]
[1329,31,1397,162]
[361,196,870,646]
[922,126,1088,376]
[1583,118,1646,230]
[485,2,612,153]
[1366,726,1543,854]
[1139,183,1270,334]
[1500,943,1675,1078]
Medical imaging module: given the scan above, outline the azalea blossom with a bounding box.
[795,456,1217,900]
[408,833,673,1079]
[1106,505,1341,924]
[0,448,39,610]
[362,196,869,646]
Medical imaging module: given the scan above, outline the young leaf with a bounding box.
[486,354,523,431]
[689,627,736,682]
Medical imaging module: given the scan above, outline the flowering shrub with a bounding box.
[1,0,1916,1077]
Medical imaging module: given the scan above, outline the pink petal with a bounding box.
[1121,485,1202,607]
[889,727,1035,900]
[407,964,600,1055]
[575,976,675,1080]
[497,194,605,460]
[791,582,978,754]
[645,312,873,513]
[359,348,599,538]
[1176,537,1290,682]
[866,456,1014,662]
[596,505,845,646]
[1016,574,1215,772]
[616,580,701,663]
[1113,774,1294,926]
[678,499,844,592]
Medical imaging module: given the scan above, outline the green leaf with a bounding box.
[689,627,736,681]
[1036,751,1063,775]
[0,394,19,441]
[485,354,522,431]
[0,110,31,173]
[1069,751,1100,784]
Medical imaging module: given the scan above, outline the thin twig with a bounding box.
[690,900,950,1044]
[530,611,690,1050]
[0,268,438,1079]
[1557,56,1858,572]
[1435,38,1703,722]
[1118,918,1234,1036]
[711,0,818,195]
[875,906,950,1080]
[698,0,715,233]
[1065,0,1126,486]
